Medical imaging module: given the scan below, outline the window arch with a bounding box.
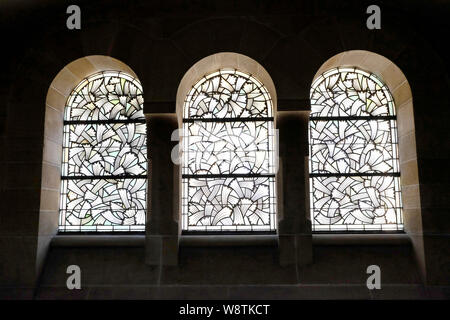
[59,71,147,232]
[309,67,403,232]
[181,69,277,232]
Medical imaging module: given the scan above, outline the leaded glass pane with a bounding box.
[62,123,147,176]
[59,71,147,232]
[184,69,272,119]
[309,119,399,174]
[309,67,403,232]
[65,72,144,121]
[59,178,146,232]
[182,177,276,232]
[183,120,274,175]
[310,176,402,231]
[310,67,394,117]
[182,69,276,232]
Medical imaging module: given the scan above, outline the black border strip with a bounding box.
[309,172,400,177]
[64,119,146,125]
[183,117,274,123]
[310,116,396,121]
[61,174,148,180]
[182,173,276,178]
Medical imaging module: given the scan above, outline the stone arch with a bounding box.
[176,52,277,126]
[175,52,279,232]
[311,50,425,280]
[38,55,142,273]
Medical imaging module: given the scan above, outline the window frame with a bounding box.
[308,67,404,233]
[180,69,278,234]
[58,71,148,233]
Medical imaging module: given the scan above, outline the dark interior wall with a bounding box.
[0,0,449,299]
[35,244,425,299]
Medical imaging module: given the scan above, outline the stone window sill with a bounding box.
[312,233,410,245]
[179,234,279,247]
[51,235,145,247]
[51,233,411,247]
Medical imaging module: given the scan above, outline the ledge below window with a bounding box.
[50,233,411,247]
[179,234,279,247]
[50,234,279,247]
[51,235,146,247]
[312,233,411,245]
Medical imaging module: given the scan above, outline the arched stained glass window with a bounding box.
[309,67,403,232]
[59,71,147,232]
[181,69,277,232]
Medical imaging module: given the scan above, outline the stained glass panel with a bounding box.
[309,67,403,231]
[59,71,147,232]
[310,67,394,118]
[182,177,276,232]
[62,123,147,176]
[310,176,402,231]
[59,178,146,232]
[182,69,276,232]
[65,72,144,121]
[184,69,272,119]
[182,120,274,175]
[309,119,399,174]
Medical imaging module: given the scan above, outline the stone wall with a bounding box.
[0,0,449,299]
